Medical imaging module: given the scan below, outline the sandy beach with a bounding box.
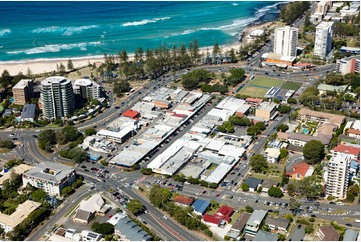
[0,21,279,76]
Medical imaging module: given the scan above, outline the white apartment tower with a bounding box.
[314,21,334,58]
[73,78,101,100]
[325,153,352,199]
[273,26,298,57]
[41,76,75,120]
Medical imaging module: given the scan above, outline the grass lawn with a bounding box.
[250,172,268,180]
[281,81,302,91]
[0,106,3,113]
[237,86,268,98]
[249,76,284,88]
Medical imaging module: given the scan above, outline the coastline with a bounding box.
[0,2,285,76]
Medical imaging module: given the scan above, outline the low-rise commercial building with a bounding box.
[244,210,267,236]
[264,147,280,163]
[255,102,278,121]
[22,162,76,196]
[317,84,348,95]
[74,193,105,224]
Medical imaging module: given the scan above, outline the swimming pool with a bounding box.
[303,128,309,134]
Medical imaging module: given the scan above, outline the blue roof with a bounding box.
[21,104,36,119]
[192,199,210,215]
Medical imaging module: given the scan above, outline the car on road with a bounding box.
[215,194,220,197]
[163,215,168,219]
[297,225,302,229]
[142,221,147,225]
[346,223,353,227]
[81,165,86,168]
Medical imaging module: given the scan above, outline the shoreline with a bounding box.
[0,2,286,76]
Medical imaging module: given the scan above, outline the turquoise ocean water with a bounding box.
[0,1,282,62]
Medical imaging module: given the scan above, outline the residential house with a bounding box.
[317,226,340,241]
[265,216,290,232]
[202,205,234,227]
[261,179,279,192]
[244,177,263,192]
[227,212,251,239]
[80,230,103,241]
[332,144,360,160]
[202,214,222,227]
[244,210,267,236]
[192,199,210,215]
[287,162,314,180]
[174,195,193,207]
[253,230,278,241]
[0,164,32,186]
[114,217,151,241]
[74,194,105,224]
[264,147,280,163]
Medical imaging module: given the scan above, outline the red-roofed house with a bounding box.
[246,97,263,108]
[174,196,193,206]
[346,128,360,139]
[121,109,140,119]
[332,144,360,160]
[202,214,221,227]
[216,206,234,220]
[287,162,314,180]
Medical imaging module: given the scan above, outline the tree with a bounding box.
[245,206,254,213]
[293,176,323,199]
[250,155,268,173]
[217,121,235,133]
[1,70,12,89]
[182,69,211,90]
[227,69,245,86]
[241,183,249,191]
[91,222,114,236]
[85,128,97,136]
[31,189,47,203]
[68,147,87,163]
[60,126,80,143]
[61,186,73,196]
[38,130,56,151]
[127,199,144,215]
[255,122,266,130]
[303,140,325,164]
[268,187,284,198]
[278,105,291,114]
[287,97,297,104]
[140,168,153,175]
[280,2,310,25]
[149,185,172,209]
[213,42,220,57]
[280,147,288,159]
[59,63,66,74]
[277,124,289,132]
[247,125,261,136]
[346,184,359,202]
[67,59,74,70]
[305,225,314,234]
[0,140,15,149]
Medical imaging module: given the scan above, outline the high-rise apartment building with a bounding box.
[40,76,75,120]
[314,21,334,58]
[73,78,101,100]
[273,26,298,57]
[12,79,34,105]
[325,153,352,199]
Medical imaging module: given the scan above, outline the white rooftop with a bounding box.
[78,193,104,213]
[204,163,233,184]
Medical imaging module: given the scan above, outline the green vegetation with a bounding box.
[229,116,251,126]
[277,124,289,132]
[278,105,291,114]
[281,81,301,91]
[127,199,144,215]
[84,128,97,136]
[299,86,319,107]
[237,86,268,98]
[217,121,235,133]
[287,176,323,199]
[280,2,311,25]
[140,168,153,175]
[4,159,23,169]
[245,206,254,213]
[91,222,114,236]
[303,140,325,164]
[201,83,228,94]
[249,76,283,88]
[250,154,268,173]
[226,68,245,86]
[334,13,360,37]
[182,69,212,90]
[0,140,15,149]
[268,187,284,198]
[346,183,359,203]
[241,184,249,191]
[59,147,87,163]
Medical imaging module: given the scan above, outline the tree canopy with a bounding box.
[182,69,212,90]
[127,199,144,215]
[280,2,311,25]
[250,154,268,173]
[91,222,114,236]
[303,140,325,164]
[268,187,284,198]
[227,69,245,86]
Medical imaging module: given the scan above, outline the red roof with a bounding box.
[174,196,193,205]
[216,206,234,218]
[172,113,187,118]
[347,128,360,135]
[203,214,221,225]
[288,162,311,177]
[333,144,360,156]
[246,97,263,104]
[122,109,140,119]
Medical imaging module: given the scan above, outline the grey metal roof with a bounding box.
[265,216,290,229]
[115,217,151,241]
[291,225,305,241]
[244,177,263,190]
[253,230,278,241]
[25,161,75,183]
[343,229,359,241]
[21,104,36,119]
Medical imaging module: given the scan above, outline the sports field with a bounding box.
[249,76,284,88]
[281,81,301,91]
[237,86,268,98]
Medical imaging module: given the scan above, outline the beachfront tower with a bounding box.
[325,153,351,199]
[40,76,75,120]
[73,78,101,100]
[273,26,298,57]
[314,21,334,58]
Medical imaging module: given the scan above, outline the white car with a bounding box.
[163,215,168,219]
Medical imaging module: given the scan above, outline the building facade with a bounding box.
[336,58,360,75]
[12,79,34,105]
[73,79,101,100]
[255,102,278,121]
[325,153,352,199]
[273,26,298,57]
[245,210,267,236]
[314,21,334,58]
[22,162,76,196]
[40,76,75,120]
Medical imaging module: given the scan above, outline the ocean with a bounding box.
[0,1,282,62]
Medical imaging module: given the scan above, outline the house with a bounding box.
[346,128,360,139]
[244,177,263,192]
[122,109,140,119]
[317,226,340,241]
[261,179,279,192]
[244,210,267,236]
[287,133,331,147]
[253,230,278,241]
[80,230,103,241]
[22,162,76,196]
[332,144,360,160]
[343,229,359,241]
[20,104,36,122]
[202,214,222,227]
[0,164,32,186]
[264,147,280,163]
[265,217,290,232]
[174,195,193,206]
[0,200,41,233]
[216,205,234,221]
[192,199,210,215]
[74,194,105,224]
[227,212,251,238]
[115,217,151,241]
[287,162,314,180]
